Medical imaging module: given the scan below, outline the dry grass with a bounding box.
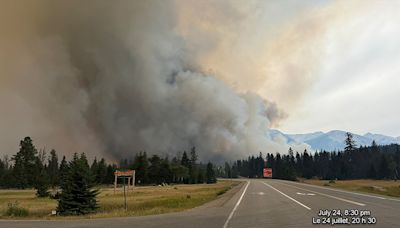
[0,180,239,219]
[301,179,400,197]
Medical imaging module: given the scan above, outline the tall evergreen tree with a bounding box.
[57,153,99,215]
[132,152,149,184]
[34,157,50,197]
[206,162,216,184]
[59,156,69,183]
[12,137,38,188]
[47,149,59,187]
[181,151,190,183]
[344,132,356,152]
[105,164,116,184]
[189,147,198,184]
[96,158,108,184]
[148,155,162,184]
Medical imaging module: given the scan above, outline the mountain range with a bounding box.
[271,129,400,152]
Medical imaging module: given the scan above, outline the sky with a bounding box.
[177,0,400,137]
[276,1,400,137]
[0,0,399,160]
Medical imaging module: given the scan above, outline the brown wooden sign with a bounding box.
[114,170,135,194]
[114,170,134,177]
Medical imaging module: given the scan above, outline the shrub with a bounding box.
[217,189,228,196]
[5,201,29,217]
[329,180,336,184]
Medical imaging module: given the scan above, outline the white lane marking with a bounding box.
[262,182,311,210]
[277,181,366,207]
[386,198,400,202]
[222,181,250,228]
[297,192,315,196]
[278,180,390,201]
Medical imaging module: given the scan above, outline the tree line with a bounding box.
[219,133,400,181]
[0,137,217,190]
[0,137,217,215]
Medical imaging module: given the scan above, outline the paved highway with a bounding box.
[1,179,399,228]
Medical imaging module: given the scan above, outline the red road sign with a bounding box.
[263,168,272,178]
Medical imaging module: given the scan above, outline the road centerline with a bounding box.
[222,181,250,228]
[276,181,366,207]
[261,181,311,210]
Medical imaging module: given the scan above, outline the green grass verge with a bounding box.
[0,180,239,219]
[302,179,400,197]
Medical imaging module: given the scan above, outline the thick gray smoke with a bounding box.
[0,1,309,161]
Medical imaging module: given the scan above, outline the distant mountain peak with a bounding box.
[275,129,400,152]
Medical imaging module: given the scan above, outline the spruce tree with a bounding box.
[96,158,107,184]
[344,132,356,152]
[47,149,59,187]
[132,152,149,184]
[34,157,50,197]
[57,153,99,215]
[181,151,190,183]
[189,147,198,183]
[206,162,216,184]
[12,137,38,188]
[59,156,69,183]
[105,164,116,184]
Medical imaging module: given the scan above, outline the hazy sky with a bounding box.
[0,0,399,159]
[276,1,400,137]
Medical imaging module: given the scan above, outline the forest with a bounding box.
[219,133,400,181]
[0,137,217,191]
[1,133,400,192]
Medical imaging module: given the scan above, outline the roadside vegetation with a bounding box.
[0,181,239,219]
[219,133,400,182]
[0,136,219,217]
[301,179,400,197]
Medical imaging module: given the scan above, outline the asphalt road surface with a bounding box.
[1,179,399,228]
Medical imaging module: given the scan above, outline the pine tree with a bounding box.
[344,132,356,152]
[181,151,190,183]
[12,137,38,188]
[181,151,190,167]
[149,155,162,184]
[160,157,172,184]
[47,149,59,187]
[57,153,99,215]
[91,157,98,183]
[132,152,149,184]
[224,162,232,178]
[34,157,50,197]
[206,162,216,184]
[59,156,68,183]
[197,164,205,183]
[105,164,116,184]
[96,158,107,184]
[189,147,198,183]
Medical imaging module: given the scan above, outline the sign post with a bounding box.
[114,170,135,211]
[114,170,135,194]
[123,177,127,211]
[263,168,273,178]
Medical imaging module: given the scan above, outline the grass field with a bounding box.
[0,180,240,219]
[301,179,400,197]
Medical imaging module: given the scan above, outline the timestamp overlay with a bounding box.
[312,209,377,225]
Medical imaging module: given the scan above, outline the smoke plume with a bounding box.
[0,0,340,161]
